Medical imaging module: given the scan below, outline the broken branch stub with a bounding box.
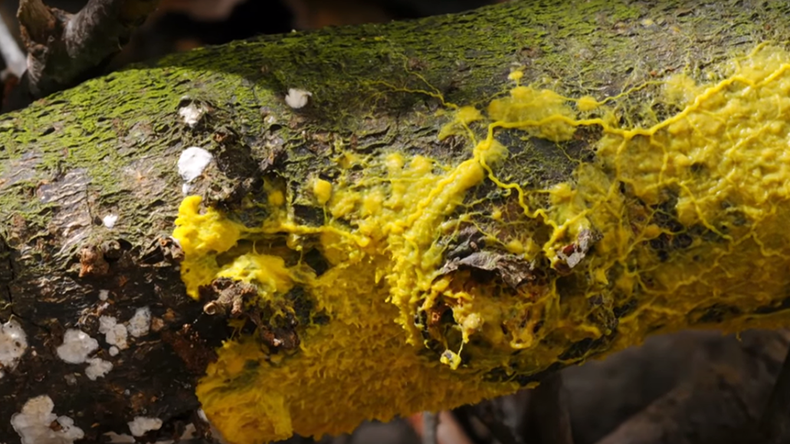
[17,0,159,98]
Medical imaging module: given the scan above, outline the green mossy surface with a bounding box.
[0,0,787,273]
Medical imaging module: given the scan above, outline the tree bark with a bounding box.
[1,1,790,443]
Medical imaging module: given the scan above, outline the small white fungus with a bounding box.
[178,103,204,127]
[98,289,109,301]
[127,307,151,338]
[11,395,85,444]
[285,88,312,109]
[85,357,113,380]
[102,214,119,229]
[99,316,128,350]
[178,147,213,183]
[128,416,163,437]
[56,329,98,364]
[109,346,119,357]
[0,319,27,373]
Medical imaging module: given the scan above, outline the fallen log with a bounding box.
[1,1,790,443]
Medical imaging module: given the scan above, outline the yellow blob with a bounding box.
[476,138,508,166]
[505,239,525,254]
[173,196,244,299]
[438,106,483,140]
[576,95,600,111]
[663,73,705,106]
[312,178,333,205]
[267,190,285,207]
[173,45,790,444]
[487,85,577,141]
[216,254,293,295]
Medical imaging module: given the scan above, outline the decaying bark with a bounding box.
[1,0,790,443]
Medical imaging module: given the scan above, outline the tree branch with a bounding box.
[17,0,159,99]
[0,1,790,443]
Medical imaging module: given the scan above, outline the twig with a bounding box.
[759,343,790,443]
[457,401,522,444]
[0,10,26,77]
[422,412,438,444]
[16,0,159,99]
[523,372,574,444]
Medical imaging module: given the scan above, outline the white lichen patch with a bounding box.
[128,416,163,437]
[85,357,113,380]
[56,329,98,364]
[11,395,85,444]
[0,319,27,374]
[102,214,119,229]
[99,316,129,350]
[178,147,213,183]
[178,103,204,127]
[285,88,312,109]
[127,307,151,338]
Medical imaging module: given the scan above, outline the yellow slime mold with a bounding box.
[173,45,790,443]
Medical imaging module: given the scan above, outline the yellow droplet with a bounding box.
[508,70,524,82]
[268,190,285,206]
[312,178,333,205]
[576,95,599,111]
[505,239,525,254]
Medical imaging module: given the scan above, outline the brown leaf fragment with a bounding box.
[440,250,535,289]
[79,244,110,277]
[199,277,257,317]
[445,226,485,261]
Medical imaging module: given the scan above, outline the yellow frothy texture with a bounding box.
[173,45,790,443]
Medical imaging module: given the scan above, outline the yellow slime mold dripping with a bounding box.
[173,45,790,443]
